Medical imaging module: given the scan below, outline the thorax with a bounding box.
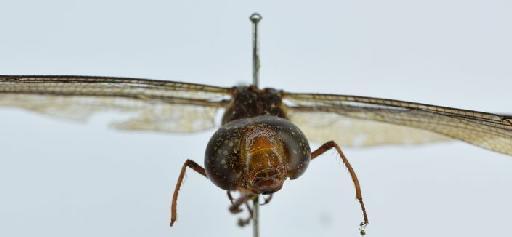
[221,86,287,125]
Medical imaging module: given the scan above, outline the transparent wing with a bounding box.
[288,110,450,147]
[283,92,512,156]
[0,75,231,133]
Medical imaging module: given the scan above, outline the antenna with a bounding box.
[250,13,262,88]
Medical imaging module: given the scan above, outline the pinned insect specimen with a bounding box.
[1,13,511,237]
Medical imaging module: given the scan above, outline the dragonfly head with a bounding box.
[205,115,311,195]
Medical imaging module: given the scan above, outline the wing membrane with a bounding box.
[288,110,449,147]
[0,75,231,133]
[283,92,512,155]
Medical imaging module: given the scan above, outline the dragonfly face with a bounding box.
[205,115,311,195]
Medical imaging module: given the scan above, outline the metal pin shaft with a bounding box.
[252,196,260,237]
[250,13,262,88]
[250,12,262,237]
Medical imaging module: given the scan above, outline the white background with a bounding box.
[0,1,511,237]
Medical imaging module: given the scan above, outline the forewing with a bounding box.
[0,75,231,133]
[288,110,449,147]
[283,92,512,156]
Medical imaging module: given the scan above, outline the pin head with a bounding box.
[250,13,262,24]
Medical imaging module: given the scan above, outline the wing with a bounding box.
[283,92,512,156]
[287,110,450,147]
[0,75,232,133]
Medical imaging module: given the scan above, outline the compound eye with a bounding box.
[278,125,311,179]
[205,129,243,190]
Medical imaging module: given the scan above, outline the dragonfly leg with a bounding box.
[311,141,369,226]
[229,194,255,214]
[227,191,235,204]
[237,202,254,227]
[260,194,273,206]
[170,159,206,227]
[227,191,256,227]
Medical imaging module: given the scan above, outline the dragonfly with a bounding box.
[1,13,511,237]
